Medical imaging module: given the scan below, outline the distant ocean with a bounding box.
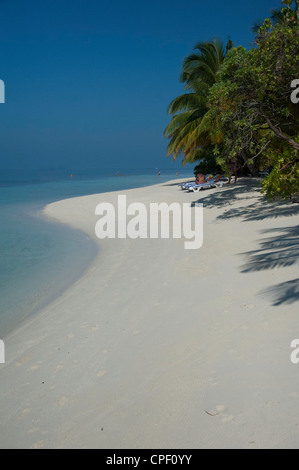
[0,168,193,337]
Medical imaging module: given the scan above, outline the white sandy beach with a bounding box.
[0,177,299,449]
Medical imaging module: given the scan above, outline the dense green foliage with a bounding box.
[165,0,299,199]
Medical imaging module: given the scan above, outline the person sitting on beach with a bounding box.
[195,173,205,184]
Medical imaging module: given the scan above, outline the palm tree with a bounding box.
[164,38,230,165]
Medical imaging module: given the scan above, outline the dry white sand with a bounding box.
[0,178,299,449]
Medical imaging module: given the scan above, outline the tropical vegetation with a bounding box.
[164,0,299,199]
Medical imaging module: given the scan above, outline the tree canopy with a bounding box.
[165,0,299,199]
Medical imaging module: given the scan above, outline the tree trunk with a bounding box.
[260,109,299,150]
[240,151,260,176]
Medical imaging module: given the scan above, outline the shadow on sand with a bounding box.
[190,179,299,306]
[260,278,299,306]
[191,179,299,222]
[240,226,299,306]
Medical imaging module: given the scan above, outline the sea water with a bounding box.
[0,168,192,337]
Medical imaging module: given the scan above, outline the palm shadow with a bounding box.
[190,178,262,210]
[260,279,299,306]
[190,178,299,306]
[191,179,299,222]
[240,226,299,306]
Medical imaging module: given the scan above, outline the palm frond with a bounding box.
[164,110,195,137]
[167,93,207,115]
[165,37,229,164]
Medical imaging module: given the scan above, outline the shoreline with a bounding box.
[3,177,194,342]
[0,203,99,339]
[0,172,185,337]
[1,177,299,449]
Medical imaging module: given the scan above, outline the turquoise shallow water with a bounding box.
[0,169,193,337]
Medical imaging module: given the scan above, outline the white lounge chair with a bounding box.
[188,175,223,192]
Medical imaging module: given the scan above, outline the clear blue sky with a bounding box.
[0,0,281,172]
